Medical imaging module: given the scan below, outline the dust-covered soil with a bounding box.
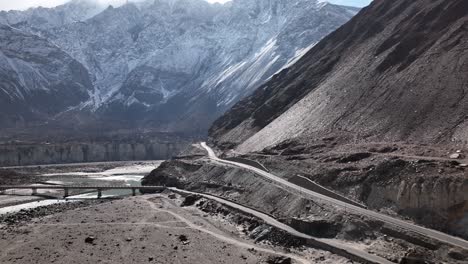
[0,193,348,264]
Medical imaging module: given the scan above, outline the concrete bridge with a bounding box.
[0,185,165,199]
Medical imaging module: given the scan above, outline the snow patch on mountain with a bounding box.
[0,0,359,132]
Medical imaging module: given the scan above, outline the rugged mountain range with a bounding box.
[0,0,103,30]
[210,0,468,152]
[0,24,93,129]
[0,0,358,135]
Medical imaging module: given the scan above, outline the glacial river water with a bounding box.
[0,161,163,215]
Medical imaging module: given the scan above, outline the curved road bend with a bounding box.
[170,188,393,264]
[200,143,468,250]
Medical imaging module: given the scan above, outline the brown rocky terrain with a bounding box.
[201,0,468,260]
[210,0,468,152]
[235,136,468,240]
[0,193,349,264]
[2,0,468,263]
[142,147,468,263]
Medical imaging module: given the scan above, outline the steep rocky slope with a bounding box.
[206,0,468,243]
[0,24,93,129]
[0,0,358,134]
[210,0,468,151]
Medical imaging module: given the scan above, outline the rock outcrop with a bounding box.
[367,175,468,239]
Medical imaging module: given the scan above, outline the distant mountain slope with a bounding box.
[0,0,103,31]
[0,24,93,128]
[210,0,468,151]
[0,0,358,134]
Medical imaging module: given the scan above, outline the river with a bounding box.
[0,161,163,215]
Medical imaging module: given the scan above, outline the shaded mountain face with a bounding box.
[0,25,93,129]
[0,0,358,134]
[210,0,468,152]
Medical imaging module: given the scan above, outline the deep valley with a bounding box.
[0,0,467,263]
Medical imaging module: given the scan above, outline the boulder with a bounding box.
[84,236,95,244]
[450,153,462,159]
[267,256,292,264]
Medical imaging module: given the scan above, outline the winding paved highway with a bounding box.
[201,142,468,251]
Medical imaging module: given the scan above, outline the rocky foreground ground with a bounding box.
[142,141,468,263]
[1,140,467,263]
[0,193,348,264]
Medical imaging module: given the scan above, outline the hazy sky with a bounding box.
[0,0,372,12]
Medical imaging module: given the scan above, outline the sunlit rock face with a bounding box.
[0,0,358,133]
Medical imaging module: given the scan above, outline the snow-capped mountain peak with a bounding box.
[0,0,358,133]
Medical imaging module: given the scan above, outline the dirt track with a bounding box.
[0,194,347,264]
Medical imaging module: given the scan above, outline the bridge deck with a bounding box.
[0,185,165,190]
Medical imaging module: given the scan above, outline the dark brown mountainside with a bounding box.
[209,0,468,152]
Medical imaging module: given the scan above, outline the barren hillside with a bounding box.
[210,0,468,152]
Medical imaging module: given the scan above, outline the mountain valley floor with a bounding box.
[0,193,349,264]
